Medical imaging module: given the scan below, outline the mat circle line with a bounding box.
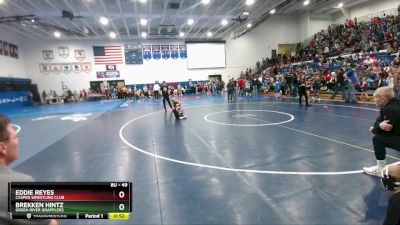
[204,110,294,126]
[117,102,390,175]
[11,124,21,133]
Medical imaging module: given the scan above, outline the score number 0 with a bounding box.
[118,191,125,211]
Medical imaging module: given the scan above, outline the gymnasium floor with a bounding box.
[4,95,400,225]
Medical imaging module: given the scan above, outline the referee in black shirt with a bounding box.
[298,73,311,106]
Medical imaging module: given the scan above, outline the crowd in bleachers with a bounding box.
[243,8,400,103]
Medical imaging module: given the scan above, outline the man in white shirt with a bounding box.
[153,81,160,100]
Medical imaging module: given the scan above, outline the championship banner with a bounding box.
[9,44,19,59]
[9,45,14,58]
[73,64,81,73]
[75,50,85,61]
[39,64,50,74]
[142,45,151,60]
[0,40,3,55]
[62,64,72,74]
[124,44,143,64]
[96,71,120,78]
[179,44,187,59]
[51,64,61,74]
[170,45,179,59]
[3,42,9,56]
[43,50,54,61]
[82,63,91,73]
[151,45,161,60]
[58,47,69,58]
[161,45,170,60]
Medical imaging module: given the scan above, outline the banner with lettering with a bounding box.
[179,44,187,59]
[9,44,19,59]
[0,91,30,109]
[96,71,120,78]
[125,44,143,64]
[161,45,170,59]
[151,45,161,60]
[142,45,151,60]
[170,45,179,59]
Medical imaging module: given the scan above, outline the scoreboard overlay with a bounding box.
[8,182,132,220]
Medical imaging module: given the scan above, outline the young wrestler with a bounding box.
[172,101,187,120]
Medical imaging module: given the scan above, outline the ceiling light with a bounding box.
[270,9,276,14]
[338,2,343,8]
[99,17,109,25]
[141,32,147,38]
[207,32,213,37]
[179,32,185,37]
[221,19,228,26]
[54,31,61,38]
[0,0,4,4]
[139,0,147,3]
[109,32,116,39]
[140,18,147,26]
[245,0,255,6]
[31,19,35,23]
[243,11,250,16]
[187,19,194,25]
[247,23,252,28]
[303,0,309,6]
[201,0,210,5]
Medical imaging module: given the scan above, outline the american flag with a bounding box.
[93,46,123,64]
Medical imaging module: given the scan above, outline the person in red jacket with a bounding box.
[238,78,245,97]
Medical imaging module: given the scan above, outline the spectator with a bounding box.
[360,77,370,101]
[41,90,47,104]
[298,73,311,106]
[363,87,400,176]
[153,81,160,100]
[331,70,346,100]
[313,75,322,100]
[227,79,235,102]
[344,64,358,103]
[0,115,59,225]
[161,81,173,111]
